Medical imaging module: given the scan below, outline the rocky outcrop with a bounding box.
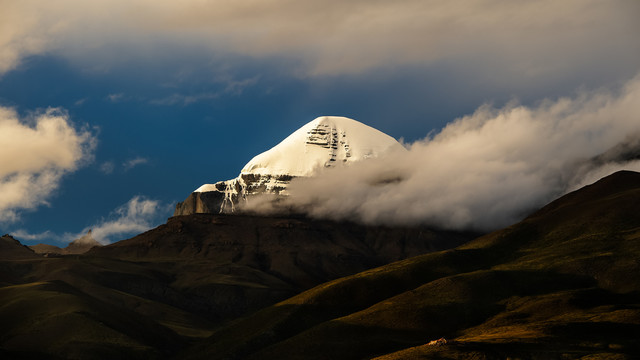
[174,189,228,216]
[65,230,102,254]
[174,173,296,216]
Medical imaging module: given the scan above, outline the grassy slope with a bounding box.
[186,171,640,359]
[1,212,472,358]
[0,280,184,360]
[0,255,229,359]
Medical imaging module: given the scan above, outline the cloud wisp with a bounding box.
[123,157,149,171]
[0,107,95,222]
[105,93,126,103]
[99,161,115,174]
[150,76,259,106]
[244,74,640,230]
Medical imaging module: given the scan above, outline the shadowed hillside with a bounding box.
[0,214,472,359]
[0,235,38,261]
[183,171,640,360]
[91,214,472,289]
[0,280,183,359]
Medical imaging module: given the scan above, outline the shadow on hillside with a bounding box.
[187,269,602,360]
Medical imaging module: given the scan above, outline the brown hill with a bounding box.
[0,214,473,359]
[183,170,640,359]
[0,234,38,260]
[29,243,64,255]
[0,280,183,359]
[91,214,473,289]
[29,230,102,255]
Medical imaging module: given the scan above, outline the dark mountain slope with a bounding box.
[0,280,184,360]
[86,214,473,321]
[0,234,38,260]
[185,170,640,360]
[91,214,471,288]
[0,215,473,359]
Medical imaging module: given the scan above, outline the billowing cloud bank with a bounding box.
[253,75,640,230]
[0,107,94,222]
[1,0,638,79]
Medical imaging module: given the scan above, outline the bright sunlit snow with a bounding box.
[195,116,405,193]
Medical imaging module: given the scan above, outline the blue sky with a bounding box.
[1,1,639,245]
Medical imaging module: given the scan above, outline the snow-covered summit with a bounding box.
[241,116,405,177]
[195,116,405,193]
[177,116,405,215]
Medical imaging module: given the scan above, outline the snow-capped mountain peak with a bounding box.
[178,116,405,215]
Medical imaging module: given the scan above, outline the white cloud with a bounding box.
[122,157,149,171]
[0,0,637,81]
[0,107,95,222]
[86,196,171,244]
[11,196,172,245]
[251,74,640,230]
[10,229,61,243]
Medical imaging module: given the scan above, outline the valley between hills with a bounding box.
[2,170,640,359]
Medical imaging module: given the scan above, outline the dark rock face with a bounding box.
[92,214,475,291]
[174,173,295,216]
[174,191,228,216]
